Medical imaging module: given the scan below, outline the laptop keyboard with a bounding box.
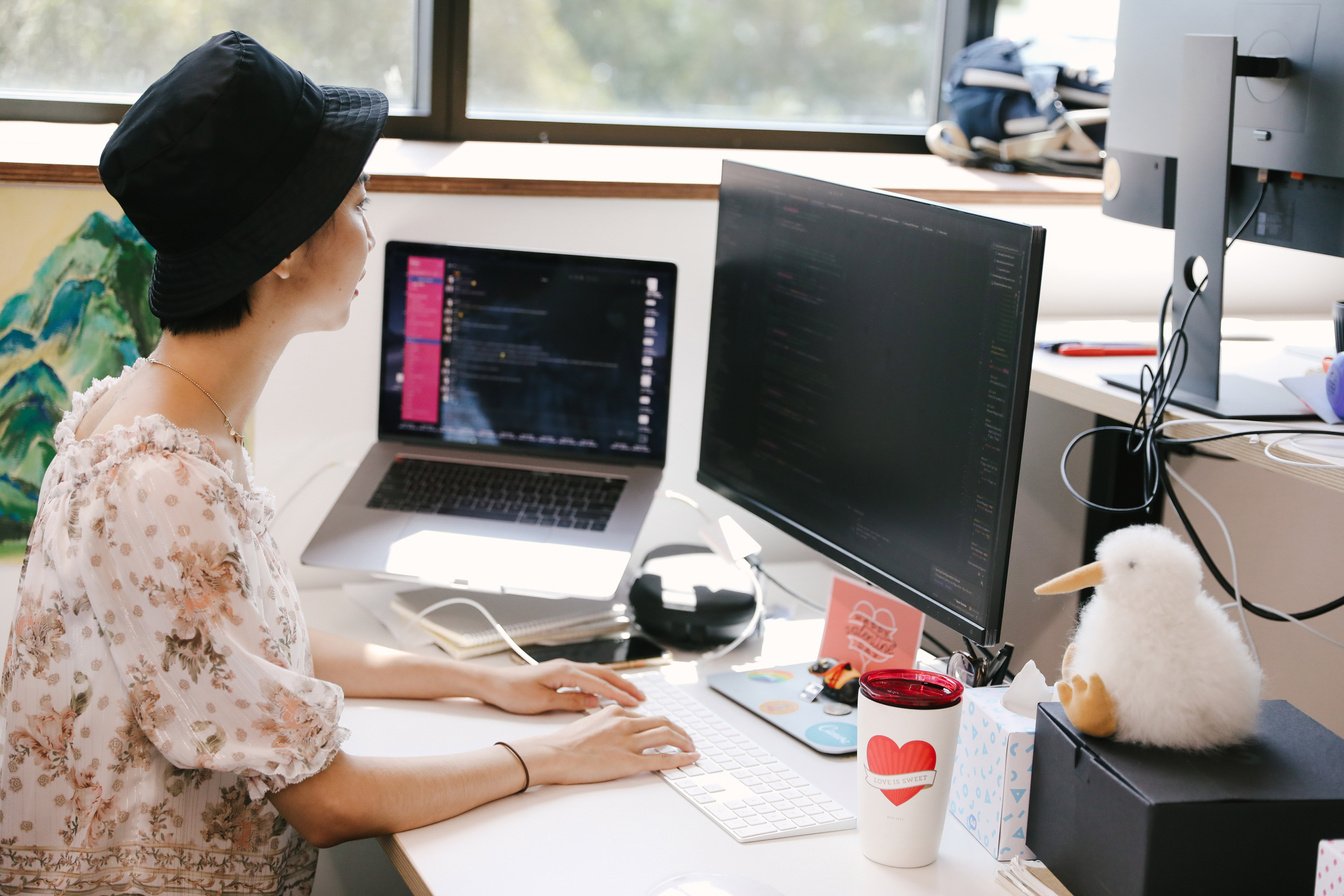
[367,457,624,530]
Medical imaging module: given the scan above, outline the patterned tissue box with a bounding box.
[947,685,1036,861]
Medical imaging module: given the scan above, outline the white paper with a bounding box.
[1001,660,1057,718]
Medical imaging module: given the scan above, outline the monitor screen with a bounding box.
[378,241,676,462]
[698,162,1045,644]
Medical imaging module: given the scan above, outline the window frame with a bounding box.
[0,0,997,152]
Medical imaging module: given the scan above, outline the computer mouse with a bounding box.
[1326,353,1344,418]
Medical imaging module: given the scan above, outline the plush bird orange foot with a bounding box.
[1057,673,1119,738]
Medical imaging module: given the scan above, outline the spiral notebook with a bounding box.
[390,587,630,659]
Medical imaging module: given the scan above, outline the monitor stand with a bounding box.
[1148,35,1310,421]
[1102,371,1309,419]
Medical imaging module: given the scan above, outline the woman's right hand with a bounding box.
[512,704,699,786]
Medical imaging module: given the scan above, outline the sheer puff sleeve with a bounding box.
[78,448,348,801]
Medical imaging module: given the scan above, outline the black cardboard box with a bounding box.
[1026,700,1344,896]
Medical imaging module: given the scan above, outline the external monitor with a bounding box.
[1100,0,1344,417]
[697,162,1045,644]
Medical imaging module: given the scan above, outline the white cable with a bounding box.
[1217,598,1344,651]
[661,488,718,524]
[694,561,766,663]
[659,489,766,658]
[1156,422,1344,653]
[1149,417,1344,468]
[1151,417,1340,439]
[1262,435,1344,469]
[1167,461,1344,654]
[1162,462,1258,668]
[1151,417,1273,440]
[662,489,700,509]
[415,597,539,665]
[1152,417,1344,450]
[1282,434,1344,458]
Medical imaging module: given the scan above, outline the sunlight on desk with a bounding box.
[731,617,827,671]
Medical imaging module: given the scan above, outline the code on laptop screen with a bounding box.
[379,242,676,462]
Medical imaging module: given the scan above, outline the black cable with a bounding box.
[1059,170,1344,621]
[747,559,828,613]
[1059,179,1270,515]
[1185,447,1236,461]
[1156,284,1173,356]
[922,632,952,657]
[1158,456,1344,620]
[1156,426,1344,449]
[1156,178,1263,358]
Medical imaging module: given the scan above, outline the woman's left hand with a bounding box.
[479,659,646,714]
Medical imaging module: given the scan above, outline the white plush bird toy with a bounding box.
[1034,524,1262,750]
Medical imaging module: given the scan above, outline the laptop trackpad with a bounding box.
[386,528,629,598]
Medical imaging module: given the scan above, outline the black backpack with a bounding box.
[928,37,1111,176]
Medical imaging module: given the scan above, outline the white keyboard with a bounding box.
[626,671,857,843]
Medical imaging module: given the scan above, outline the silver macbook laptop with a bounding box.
[302,240,676,599]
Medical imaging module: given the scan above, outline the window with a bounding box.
[1,0,990,151]
[994,0,1119,78]
[0,0,422,121]
[462,0,960,150]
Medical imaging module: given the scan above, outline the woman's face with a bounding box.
[290,175,376,331]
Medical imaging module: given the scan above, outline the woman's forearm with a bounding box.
[308,628,490,701]
[270,747,527,847]
[270,708,698,847]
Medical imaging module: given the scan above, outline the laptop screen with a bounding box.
[378,241,675,463]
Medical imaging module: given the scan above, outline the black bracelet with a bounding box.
[495,741,530,794]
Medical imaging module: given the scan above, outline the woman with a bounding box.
[0,32,696,895]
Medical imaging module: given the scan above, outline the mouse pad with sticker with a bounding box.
[707,663,858,755]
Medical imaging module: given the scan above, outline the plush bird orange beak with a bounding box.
[1035,560,1105,595]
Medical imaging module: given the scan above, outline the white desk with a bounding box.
[301,583,1011,896]
[1032,317,1344,494]
[298,318,1343,895]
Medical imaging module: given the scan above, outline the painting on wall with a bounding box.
[0,184,158,557]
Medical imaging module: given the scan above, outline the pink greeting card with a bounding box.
[820,576,925,672]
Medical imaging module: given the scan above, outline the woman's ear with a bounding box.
[270,254,294,281]
[272,234,318,282]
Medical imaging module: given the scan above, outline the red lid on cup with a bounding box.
[859,668,963,709]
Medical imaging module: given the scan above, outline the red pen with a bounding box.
[1054,343,1157,357]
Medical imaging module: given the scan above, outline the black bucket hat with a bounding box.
[99,31,389,320]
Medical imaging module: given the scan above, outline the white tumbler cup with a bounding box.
[857,668,964,867]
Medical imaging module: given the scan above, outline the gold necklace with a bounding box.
[146,357,244,445]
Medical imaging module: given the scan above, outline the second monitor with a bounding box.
[698,162,1045,644]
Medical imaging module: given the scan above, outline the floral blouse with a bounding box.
[0,362,347,895]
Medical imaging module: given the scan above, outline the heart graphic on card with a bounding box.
[864,735,938,807]
[847,599,899,670]
[820,577,923,673]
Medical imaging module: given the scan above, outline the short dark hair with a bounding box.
[157,288,253,335]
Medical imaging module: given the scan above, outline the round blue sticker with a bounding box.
[805,722,858,749]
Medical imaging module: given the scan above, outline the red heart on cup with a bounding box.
[866,735,937,807]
